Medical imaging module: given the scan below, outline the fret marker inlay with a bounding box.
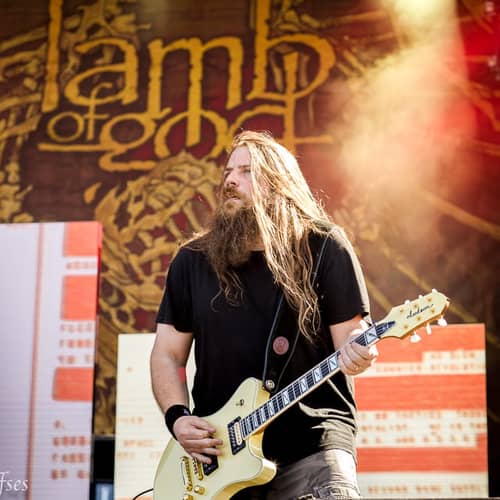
[328,357,337,371]
[300,378,307,392]
[365,329,378,343]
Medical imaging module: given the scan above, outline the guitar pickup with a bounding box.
[228,417,246,455]
[202,455,218,475]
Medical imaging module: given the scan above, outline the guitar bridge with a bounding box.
[180,456,193,491]
[192,458,204,481]
[228,417,246,455]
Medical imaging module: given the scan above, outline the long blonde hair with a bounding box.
[226,130,335,340]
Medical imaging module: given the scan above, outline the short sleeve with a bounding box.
[317,230,371,326]
[156,248,193,332]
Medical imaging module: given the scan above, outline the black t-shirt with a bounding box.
[156,230,370,465]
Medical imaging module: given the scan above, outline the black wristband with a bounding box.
[164,404,191,439]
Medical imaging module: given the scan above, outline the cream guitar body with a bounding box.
[153,290,450,500]
[153,378,276,499]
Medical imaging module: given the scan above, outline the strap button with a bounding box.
[264,379,275,391]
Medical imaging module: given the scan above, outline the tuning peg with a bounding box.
[437,317,447,327]
[410,331,421,343]
[404,299,410,304]
[426,323,432,335]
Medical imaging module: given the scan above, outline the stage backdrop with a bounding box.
[0,221,100,500]
[356,324,487,497]
[0,0,498,485]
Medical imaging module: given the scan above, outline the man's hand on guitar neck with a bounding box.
[173,415,223,464]
[330,314,378,376]
[338,340,378,376]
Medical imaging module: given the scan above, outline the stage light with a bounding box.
[383,0,457,41]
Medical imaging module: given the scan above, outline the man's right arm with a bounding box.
[150,323,222,463]
[150,323,192,411]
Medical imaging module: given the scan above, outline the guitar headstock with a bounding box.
[378,290,450,340]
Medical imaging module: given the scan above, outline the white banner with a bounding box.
[0,222,100,500]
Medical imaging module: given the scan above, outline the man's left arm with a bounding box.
[330,315,378,376]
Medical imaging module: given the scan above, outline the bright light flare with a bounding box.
[383,0,457,41]
[331,0,473,197]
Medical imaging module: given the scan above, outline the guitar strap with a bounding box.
[261,231,329,395]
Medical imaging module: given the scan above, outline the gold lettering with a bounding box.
[84,83,112,141]
[99,112,156,171]
[64,37,138,107]
[39,0,337,170]
[47,111,85,142]
[229,53,332,154]
[227,103,286,139]
[249,0,335,101]
[147,36,243,146]
[42,0,63,112]
[154,109,228,159]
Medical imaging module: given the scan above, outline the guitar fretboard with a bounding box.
[240,321,394,438]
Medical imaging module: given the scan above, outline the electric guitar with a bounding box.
[153,290,450,500]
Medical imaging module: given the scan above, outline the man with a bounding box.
[150,130,378,499]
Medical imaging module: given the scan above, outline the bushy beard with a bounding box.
[205,202,260,274]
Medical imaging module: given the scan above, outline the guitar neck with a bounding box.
[240,321,394,438]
